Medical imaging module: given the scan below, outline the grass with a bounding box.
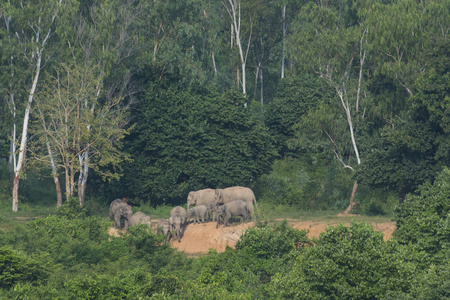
[0,200,56,232]
[0,197,395,234]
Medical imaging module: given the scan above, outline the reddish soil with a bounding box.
[167,219,395,255]
[109,219,396,256]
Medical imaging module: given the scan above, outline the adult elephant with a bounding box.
[214,186,256,219]
[216,200,249,228]
[109,198,133,231]
[169,206,187,243]
[186,188,216,220]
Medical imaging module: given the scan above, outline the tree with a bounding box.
[2,0,73,211]
[356,32,449,201]
[126,85,277,204]
[287,2,370,214]
[32,62,131,206]
[224,0,253,95]
[394,167,450,263]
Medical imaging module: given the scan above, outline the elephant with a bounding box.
[214,186,256,219]
[186,188,217,221]
[157,218,171,243]
[206,203,215,222]
[109,198,133,231]
[129,211,152,231]
[169,206,187,243]
[188,205,208,225]
[216,200,249,228]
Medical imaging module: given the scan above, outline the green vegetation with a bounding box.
[0,0,448,298]
[0,167,449,298]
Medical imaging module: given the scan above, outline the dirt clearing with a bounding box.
[109,219,396,256]
[168,219,396,255]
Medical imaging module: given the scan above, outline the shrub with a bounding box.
[270,221,416,299]
[0,247,49,288]
[57,197,88,219]
[393,167,450,263]
[235,220,309,260]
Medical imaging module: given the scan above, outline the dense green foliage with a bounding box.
[124,86,277,204]
[0,0,449,297]
[393,167,450,263]
[2,182,450,299]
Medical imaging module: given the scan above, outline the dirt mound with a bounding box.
[169,219,396,255]
[109,219,396,256]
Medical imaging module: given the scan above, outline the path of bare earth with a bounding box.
[110,218,396,256]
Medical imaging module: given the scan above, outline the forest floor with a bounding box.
[110,217,396,257]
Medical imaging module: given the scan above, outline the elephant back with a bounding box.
[130,211,151,227]
[216,187,256,205]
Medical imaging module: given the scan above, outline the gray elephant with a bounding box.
[216,200,249,228]
[109,198,133,231]
[169,206,187,242]
[215,186,256,219]
[186,188,216,221]
[157,218,171,243]
[129,211,152,231]
[188,205,208,225]
[206,202,215,222]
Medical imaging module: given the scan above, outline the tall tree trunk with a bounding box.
[339,181,359,216]
[46,140,62,207]
[65,166,71,201]
[225,0,251,95]
[281,5,286,79]
[12,51,42,211]
[78,150,89,206]
[260,67,263,105]
[212,52,217,77]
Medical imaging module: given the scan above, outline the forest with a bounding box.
[0,0,449,298]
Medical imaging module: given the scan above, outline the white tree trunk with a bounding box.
[46,139,62,207]
[78,150,89,206]
[281,5,286,79]
[12,51,42,211]
[225,0,251,95]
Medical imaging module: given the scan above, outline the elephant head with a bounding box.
[119,205,133,231]
[186,191,197,214]
[157,219,171,243]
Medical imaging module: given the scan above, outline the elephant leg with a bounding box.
[114,215,121,229]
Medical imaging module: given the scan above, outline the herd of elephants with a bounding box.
[109,186,257,242]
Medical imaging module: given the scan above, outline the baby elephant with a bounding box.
[129,212,152,231]
[157,218,171,243]
[216,200,249,228]
[188,205,208,224]
[169,206,187,243]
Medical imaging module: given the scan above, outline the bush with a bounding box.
[235,220,309,260]
[57,197,88,219]
[393,167,450,263]
[270,221,416,299]
[0,247,49,288]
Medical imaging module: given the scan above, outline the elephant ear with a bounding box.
[181,216,186,224]
[169,217,174,225]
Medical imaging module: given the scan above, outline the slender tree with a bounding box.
[288,2,371,214]
[2,0,70,211]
